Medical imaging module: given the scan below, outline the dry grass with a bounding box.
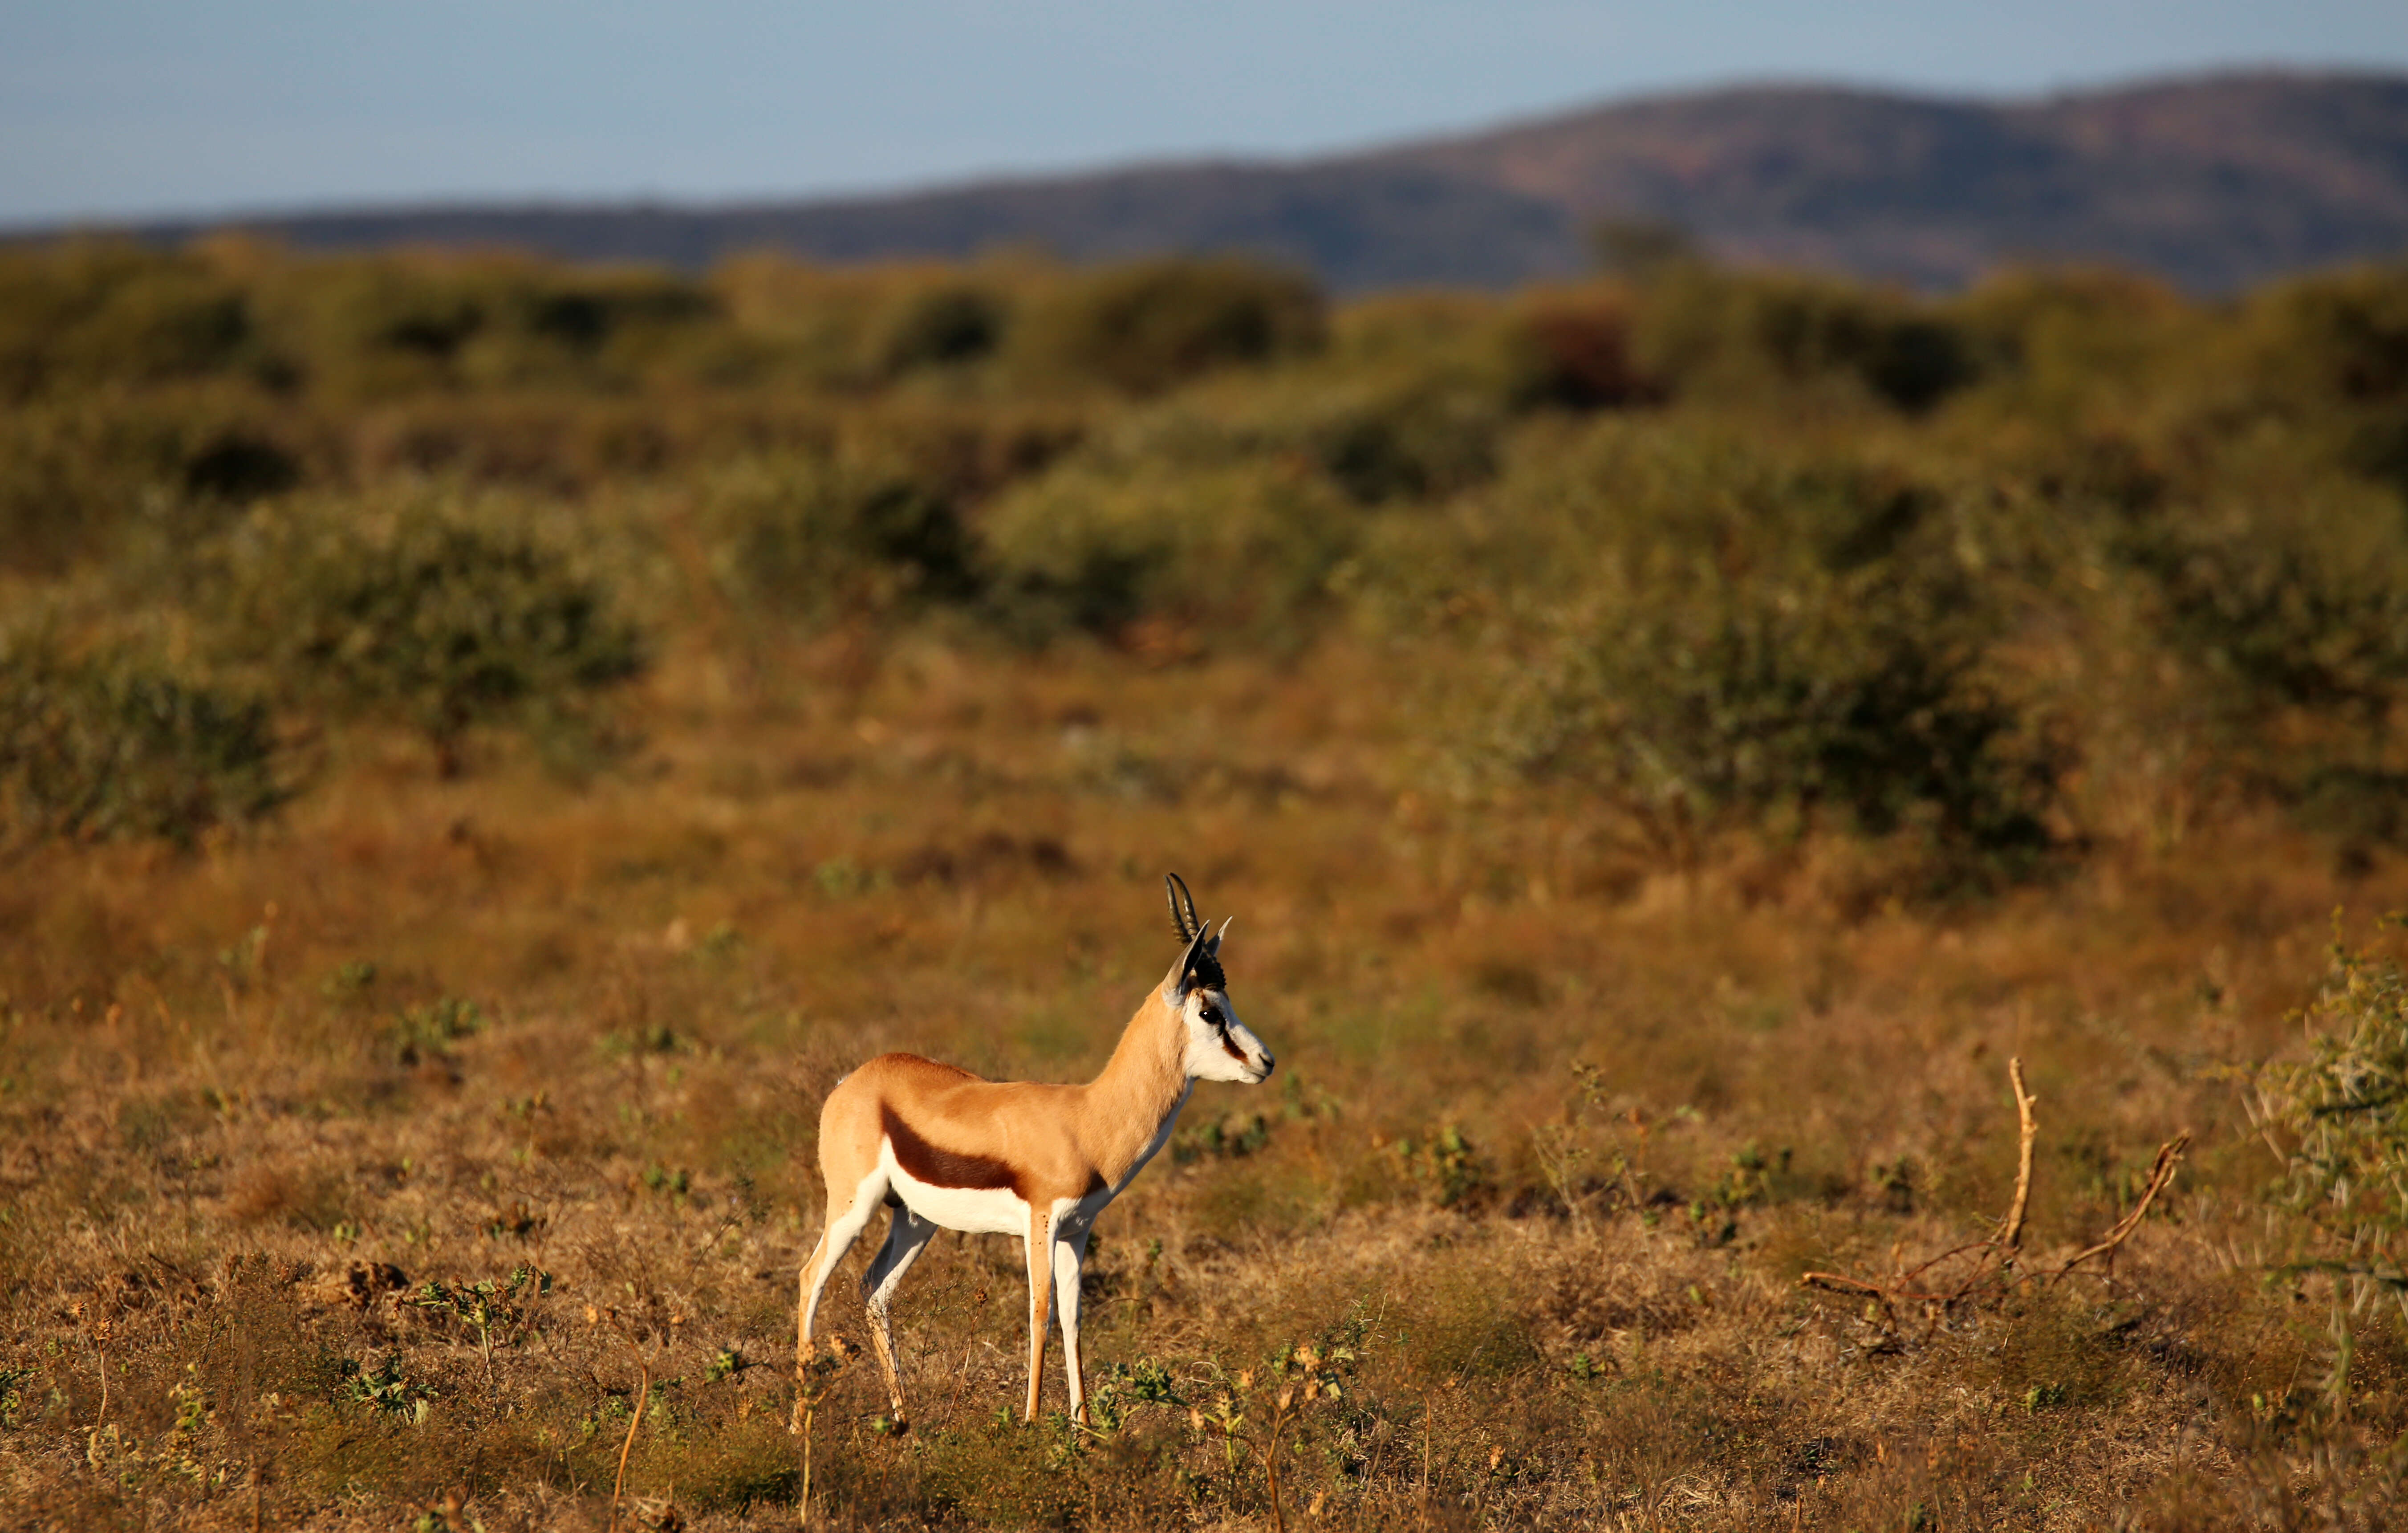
[0,624,2398,1531]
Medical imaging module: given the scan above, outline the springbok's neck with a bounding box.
[1083,992,1193,1183]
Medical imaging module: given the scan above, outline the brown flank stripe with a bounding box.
[881,1102,1025,1197]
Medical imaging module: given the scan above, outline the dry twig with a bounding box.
[608,1357,650,1533]
[1799,1057,2188,1314]
[792,1335,851,1529]
[1999,1056,2038,1254]
[2051,1134,2190,1282]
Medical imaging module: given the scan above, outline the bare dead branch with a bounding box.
[1999,1056,2038,1254]
[2051,1134,2189,1283]
[608,1356,650,1533]
[1800,1273,1959,1305]
[1798,1064,2187,1318]
[1898,1240,2008,1288]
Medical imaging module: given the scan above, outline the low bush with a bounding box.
[1096,369,1504,507]
[2115,474,2408,736]
[280,254,719,398]
[702,450,980,623]
[979,455,1360,642]
[1341,416,1981,638]
[1491,557,2055,871]
[1947,268,2197,425]
[2241,264,2408,412]
[1295,375,1504,503]
[1638,267,1980,412]
[0,393,307,574]
[0,241,260,401]
[211,489,646,759]
[878,281,1009,375]
[0,637,285,845]
[1014,256,1327,395]
[2253,924,2408,1303]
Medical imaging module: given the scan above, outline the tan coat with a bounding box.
[796,923,1273,1426]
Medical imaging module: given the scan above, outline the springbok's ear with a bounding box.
[1207,916,1231,957]
[1161,927,1210,999]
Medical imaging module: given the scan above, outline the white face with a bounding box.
[1178,987,1273,1085]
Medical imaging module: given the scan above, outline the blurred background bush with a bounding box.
[3,235,2407,877]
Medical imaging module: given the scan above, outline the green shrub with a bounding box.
[1946,268,2197,427]
[0,394,305,574]
[1098,370,1503,507]
[213,490,646,755]
[280,255,717,398]
[1637,267,1978,412]
[1340,416,1975,634]
[2245,265,2408,406]
[980,456,1359,641]
[0,242,261,400]
[1015,256,1326,394]
[1299,377,1503,503]
[1491,557,2055,868]
[702,451,979,623]
[0,638,285,845]
[878,282,1008,374]
[2116,475,2408,732]
[2253,924,2408,1304]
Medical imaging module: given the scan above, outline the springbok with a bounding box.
[796,874,1274,1428]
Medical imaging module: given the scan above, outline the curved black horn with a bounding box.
[1165,873,1202,943]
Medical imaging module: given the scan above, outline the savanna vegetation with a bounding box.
[5,233,2408,1529]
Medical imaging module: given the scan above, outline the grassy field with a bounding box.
[5,240,2408,1529]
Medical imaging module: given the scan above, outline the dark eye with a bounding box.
[1202,1005,1224,1028]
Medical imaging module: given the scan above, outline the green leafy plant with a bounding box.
[390,996,486,1066]
[2253,921,2408,1309]
[1391,1125,1492,1209]
[406,1265,552,1383]
[341,1351,437,1423]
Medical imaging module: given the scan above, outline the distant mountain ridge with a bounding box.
[43,69,2408,293]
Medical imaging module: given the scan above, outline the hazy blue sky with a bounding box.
[4,1,2405,225]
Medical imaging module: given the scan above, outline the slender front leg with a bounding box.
[1052,1227,1092,1425]
[1022,1205,1056,1422]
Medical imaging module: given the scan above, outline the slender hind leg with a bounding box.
[793,1168,887,1431]
[1022,1206,1056,1422]
[1052,1226,1092,1425]
[861,1205,940,1427]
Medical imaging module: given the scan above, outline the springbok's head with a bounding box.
[1159,873,1273,1086]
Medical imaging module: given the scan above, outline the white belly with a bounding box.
[880,1140,1031,1235]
